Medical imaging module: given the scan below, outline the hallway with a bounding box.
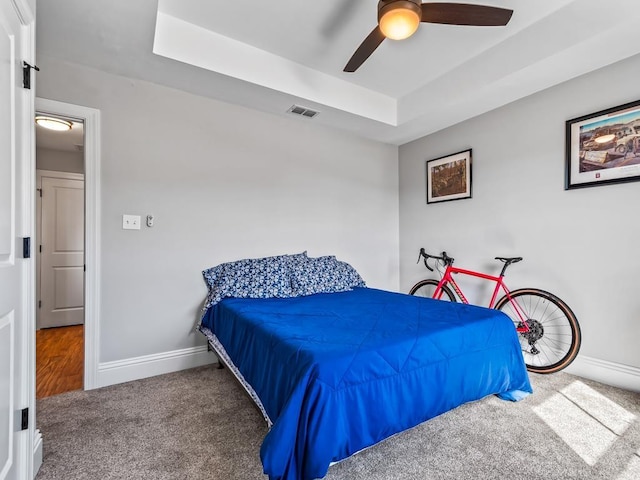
[36,325,84,399]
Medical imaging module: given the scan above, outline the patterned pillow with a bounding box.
[202,252,307,312]
[290,256,366,297]
[333,260,366,290]
[202,263,226,290]
[202,252,306,290]
[220,256,294,298]
[200,252,365,317]
[201,252,307,311]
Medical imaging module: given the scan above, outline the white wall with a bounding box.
[399,54,640,374]
[36,56,399,364]
[36,147,84,173]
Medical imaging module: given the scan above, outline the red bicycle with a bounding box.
[410,248,581,374]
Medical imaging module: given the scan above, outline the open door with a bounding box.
[1,1,35,479]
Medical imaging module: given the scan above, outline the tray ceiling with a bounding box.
[37,0,640,145]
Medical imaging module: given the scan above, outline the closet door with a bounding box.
[39,174,85,329]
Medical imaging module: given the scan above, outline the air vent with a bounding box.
[287,105,319,119]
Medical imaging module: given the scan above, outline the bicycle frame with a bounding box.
[433,264,531,334]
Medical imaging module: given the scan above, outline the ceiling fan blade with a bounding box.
[344,26,386,73]
[421,3,513,26]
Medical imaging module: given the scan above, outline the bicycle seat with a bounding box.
[495,256,523,264]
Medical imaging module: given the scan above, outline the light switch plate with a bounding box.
[122,214,141,230]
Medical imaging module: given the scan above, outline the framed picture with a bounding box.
[426,149,472,204]
[566,99,640,190]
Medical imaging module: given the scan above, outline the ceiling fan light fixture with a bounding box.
[378,0,422,40]
[35,116,73,131]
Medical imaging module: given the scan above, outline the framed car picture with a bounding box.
[566,99,640,189]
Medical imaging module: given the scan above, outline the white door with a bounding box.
[1,1,33,479]
[38,174,84,329]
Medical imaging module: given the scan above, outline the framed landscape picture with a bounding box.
[566,99,640,189]
[426,149,472,204]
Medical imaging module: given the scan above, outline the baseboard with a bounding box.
[96,345,217,388]
[33,429,42,478]
[564,355,640,392]
[90,347,640,394]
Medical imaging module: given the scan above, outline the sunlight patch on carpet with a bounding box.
[532,386,617,466]
[561,381,636,435]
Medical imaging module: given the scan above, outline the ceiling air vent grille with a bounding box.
[287,105,319,119]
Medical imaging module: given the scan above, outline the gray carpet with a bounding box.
[36,365,640,480]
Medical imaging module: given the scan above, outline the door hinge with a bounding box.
[37,188,42,197]
[22,237,30,258]
[22,62,39,90]
[38,300,41,309]
[39,244,42,253]
[21,408,29,430]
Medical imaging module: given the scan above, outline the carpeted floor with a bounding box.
[35,365,640,480]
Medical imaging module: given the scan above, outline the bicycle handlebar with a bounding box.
[416,248,454,272]
[417,248,524,276]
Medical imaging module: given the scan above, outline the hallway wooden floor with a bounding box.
[36,325,84,399]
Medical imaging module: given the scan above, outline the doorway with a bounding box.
[34,97,101,395]
[35,114,85,398]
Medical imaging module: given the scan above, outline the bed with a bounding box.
[199,254,532,480]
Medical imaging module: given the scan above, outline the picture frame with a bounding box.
[565,99,640,190]
[426,149,472,204]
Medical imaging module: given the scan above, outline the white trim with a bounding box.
[32,429,42,477]
[97,346,216,388]
[19,11,35,480]
[36,169,84,181]
[35,98,101,391]
[0,312,14,480]
[10,0,34,25]
[564,355,640,393]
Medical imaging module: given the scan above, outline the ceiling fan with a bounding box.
[344,1,514,73]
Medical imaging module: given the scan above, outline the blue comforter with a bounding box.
[200,287,532,480]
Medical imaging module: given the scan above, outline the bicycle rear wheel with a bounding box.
[495,288,581,374]
[409,279,456,302]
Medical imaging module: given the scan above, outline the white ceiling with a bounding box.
[36,0,640,145]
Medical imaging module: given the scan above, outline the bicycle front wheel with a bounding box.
[495,288,581,374]
[409,279,456,302]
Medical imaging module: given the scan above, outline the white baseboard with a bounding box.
[96,345,217,388]
[33,429,42,478]
[92,347,638,393]
[564,355,640,392]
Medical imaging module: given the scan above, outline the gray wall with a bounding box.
[399,54,640,370]
[36,56,400,363]
[36,147,84,173]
